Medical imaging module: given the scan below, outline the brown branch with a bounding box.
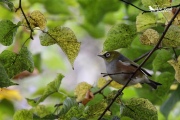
[93,80,113,95]
[16,0,34,39]
[133,51,150,62]
[98,7,180,120]
[120,0,149,13]
[120,0,180,14]
[101,72,134,77]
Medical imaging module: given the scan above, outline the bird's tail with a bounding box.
[147,79,162,89]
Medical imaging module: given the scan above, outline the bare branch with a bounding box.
[16,0,34,39]
[93,80,113,95]
[101,72,134,77]
[120,0,180,14]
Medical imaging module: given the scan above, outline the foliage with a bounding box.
[0,0,180,120]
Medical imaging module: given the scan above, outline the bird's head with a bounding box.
[98,51,120,63]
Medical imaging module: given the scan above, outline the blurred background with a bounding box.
[0,0,180,119]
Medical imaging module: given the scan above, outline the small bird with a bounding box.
[98,51,162,89]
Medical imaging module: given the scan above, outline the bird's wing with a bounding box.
[130,63,152,77]
[118,54,152,77]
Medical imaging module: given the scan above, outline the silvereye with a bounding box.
[98,51,162,89]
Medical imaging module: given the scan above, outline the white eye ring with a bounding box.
[105,52,111,58]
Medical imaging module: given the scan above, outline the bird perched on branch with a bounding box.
[98,51,162,89]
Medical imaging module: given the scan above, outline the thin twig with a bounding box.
[16,0,34,39]
[120,0,180,14]
[12,37,31,64]
[98,7,180,120]
[120,0,149,13]
[133,51,150,62]
[94,80,113,95]
[54,103,63,108]
[101,72,134,77]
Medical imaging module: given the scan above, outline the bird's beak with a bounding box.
[98,55,104,58]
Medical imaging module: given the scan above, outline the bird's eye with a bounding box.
[105,52,111,58]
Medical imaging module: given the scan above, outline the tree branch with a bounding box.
[93,80,113,95]
[15,0,34,39]
[98,7,180,120]
[120,0,180,14]
[101,72,134,77]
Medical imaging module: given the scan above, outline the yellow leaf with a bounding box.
[23,10,46,30]
[74,82,92,102]
[40,26,81,68]
[140,29,159,45]
[59,41,81,67]
[97,77,107,88]
[168,56,180,83]
[109,81,123,89]
[136,13,157,32]
[0,88,22,100]
[163,10,180,26]
[163,25,180,47]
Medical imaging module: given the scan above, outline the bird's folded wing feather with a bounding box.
[118,55,151,76]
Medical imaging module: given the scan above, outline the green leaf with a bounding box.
[163,25,180,47]
[13,109,33,120]
[153,72,174,102]
[0,20,18,46]
[33,114,58,119]
[0,0,14,11]
[27,73,64,106]
[31,105,51,118]
[121,98,158,120]
[141,0,154,7]
[103,23,136,51]
[85,100,109,119]
[40,27,77,45]
[59,97,78,115]
[136,13,157,32]
[61,104,84,120]
[152,49,172,71]
[160,85,180,118]
[136,72,174,105]
[0,47,34,78]
[141,0,170,8]
[44,0,70,14]
[58,97,87,120]
[0,63,18,88]
[39,26,81,68]
[78,0,120,25]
